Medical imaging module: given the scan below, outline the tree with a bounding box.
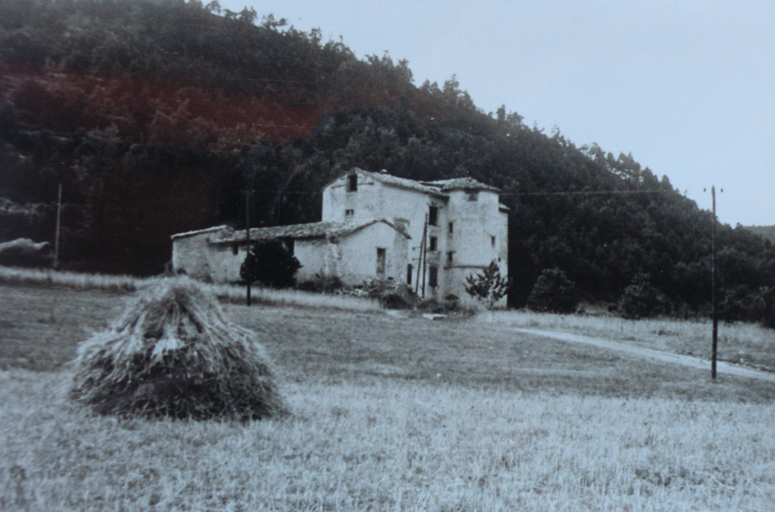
[619,274,668,319]
[239,240,301,288]
[465,261,509,309]
[527,268,580,314]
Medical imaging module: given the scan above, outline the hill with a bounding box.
[1,0,775,324]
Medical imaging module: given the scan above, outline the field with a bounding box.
[2,282,775,511]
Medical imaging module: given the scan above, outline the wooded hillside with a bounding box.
[2,0,774,323]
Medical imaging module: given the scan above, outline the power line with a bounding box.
[502,189,670,197]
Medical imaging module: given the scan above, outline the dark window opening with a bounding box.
[407,264,413,285]
[491,235,496,247]
[447,251,454,264]
[468,192,479,202]
[429,236,438,251]
[448,222,454,235]
[429,205,438,226]
[345,209,354,217]
[428,265,438,288]
[232,243,239,255]
[376,248,386,275]
[347,174,358,192]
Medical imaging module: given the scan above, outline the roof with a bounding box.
[210,218,411,244]
[170,225,229,240]
[328,168,500,196]
[423,177,501,193]
[339,169,448,197]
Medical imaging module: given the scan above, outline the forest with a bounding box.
[1,0,774,324]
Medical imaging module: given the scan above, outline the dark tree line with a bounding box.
[2,0,775,325]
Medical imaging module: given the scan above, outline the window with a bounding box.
[448,222,454,235]
[376,248,386,275]
[345,209,354,217]
[467,192,479,202]
[428,205,438,226]
[347,174,358,192]
[407,264,413,285]
[232,243,239,255]
[429,236,438,251]
[447,251,454,264]
[428,265,438,288]
[491,235,496,248]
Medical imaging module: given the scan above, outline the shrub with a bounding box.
[240,240,301,288]
[0,238,52,268]
[527,268,580,314]
[464,261,510,309]
[759,287,775,329]
[619,274,669,319]
[296,272,344,294]
[70,277,286,420]
[362,278,417,309]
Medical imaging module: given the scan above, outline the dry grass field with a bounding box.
[2,281,775,511]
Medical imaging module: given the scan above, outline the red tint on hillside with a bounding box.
[1,64,322,151]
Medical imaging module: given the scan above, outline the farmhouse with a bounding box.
[171,169,508,304]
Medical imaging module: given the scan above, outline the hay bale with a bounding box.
[71,277,286,420]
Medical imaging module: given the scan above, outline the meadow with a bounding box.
[2,278,775,511]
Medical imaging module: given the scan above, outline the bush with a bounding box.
[362,278,417,309]
[70,277,286,420]
[296,272,344,294]
[464,261,510,309]
[527,268,580,314]
[619,274,669,319]
[0,238,52,268]
[758,287,775,329]
[240,240,301,288]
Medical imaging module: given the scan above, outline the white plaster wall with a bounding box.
[323,171,449,297]
[295,239,339,282]
[443,190,509,306]
[294,223,409,287]
[172,230,243,282]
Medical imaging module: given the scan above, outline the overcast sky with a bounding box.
[221,0,775,227]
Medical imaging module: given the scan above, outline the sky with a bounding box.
[221,0,775,227]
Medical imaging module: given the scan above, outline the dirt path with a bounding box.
[515,328,775,383]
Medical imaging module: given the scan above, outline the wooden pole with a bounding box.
[711,185,718,379]
[421,214,428,299]
[245,187,252,306]
[53,183,62,270]
[415,215,427,295]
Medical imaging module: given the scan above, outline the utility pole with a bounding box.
[243,146,265,307]
[53,183,62,270]
[420,214,429,298]
[705,186,722,380]
[245,186,253,306]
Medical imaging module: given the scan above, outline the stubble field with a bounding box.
[1,282,774,511]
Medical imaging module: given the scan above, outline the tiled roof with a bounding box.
[170,225,229,240]
[210,218,410,244]
[344,169,499,195]
[356,169,446,197]
[423,177,501,192]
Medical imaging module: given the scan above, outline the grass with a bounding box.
[2,282,775,510]
[478,309,775,372]
[0,265,381,312]
[2,371,774,511]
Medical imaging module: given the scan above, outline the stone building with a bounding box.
[171,168,508,304]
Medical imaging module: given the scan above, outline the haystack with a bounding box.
[71,277,286,420]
